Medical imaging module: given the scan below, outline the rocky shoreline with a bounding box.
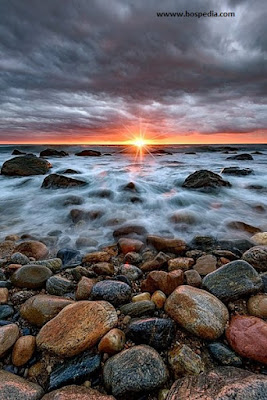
[0,231,267,400]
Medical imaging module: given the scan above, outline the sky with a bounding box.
[0,0,266,144]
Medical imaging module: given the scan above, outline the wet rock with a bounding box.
[168,344,204,378]
[0,281,11,289]
[151,290,166,308]
[30,258,62,273]
[113,224,147,238]
[182,170,231,189]
[103,345,168,397]
[71,266,96,281]
[10,252,30,265]
[40,148,68,157]
[36,301,118,357]
[226,315,267,364]
[70,208,104,223]
[141,251,170,272]
[127,318,175,350]
[202,260,263,302]
[12,149,27,155]
[0,369,43,400]
[132,292,151,302]
[12,335,36,366]
[41,174,86,189]
[57,248,80,266]
[46,275,74,296]
[212,249,238,260]
[247,293,267,318]
[169,211,198,225]
[0,240,16,258]
[227,220,261,234]
[193,254,217,275]
[48,352,101,390]
[118,238,144,254]
[76,237,98,249]
[226,153,254,160]
[221,166,253,175]
[11,265,52,289]
[123,251,142,265]
[0,305,14,319]
[184,270,202,287]
[207,342,242,366]
[120,264,143,280]
[166,367,267,400]
[91,280,131,306]
[242,246,267,272]
[147,235,186,254]
[62,195,84,206]
[120,300,155,317]
[165,285,229,340]
[14,241,49,260]
[251,232,267,245]
[92,262,114,276]
[20,294,74,326]
[0,323,19,357]
[1,155,51,176]
[62,168,79,174]
[141,270,184,295]
[82,251,111,265]
[75,277,95,300]
[75,150,101,156]
[168,257,194,271]
[98,328,125,354]
[217,238,254,256]
[42,385,115,400]
[0,288,8,304]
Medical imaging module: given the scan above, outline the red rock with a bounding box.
[226,315,267,364]
[168,257,194,271]
[147,235,186,254]
[118,238,144,254]
[141,270,184,295]
[14,241,49,260]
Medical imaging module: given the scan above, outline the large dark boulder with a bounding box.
[12,149,27,155]
[226,153,254,160]
[1,155,51,176]
[182,170,231,189]
[221,167,253,175]
[75,150,101,156]
[41,174,86,189]
[40,148,69,157]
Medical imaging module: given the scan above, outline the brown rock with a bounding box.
[242,246,267,272]
[247,294,267,318]
[132,292,151,302]
[0,240,15,258]
[141,270,184,295]
[151,290,166,308]
[11,265,52,289]
[141,252,170,272]
[14,241,49,260]
[168,257,194,271]
[0,288,8,304]
[193,254,217,275]
[113,224,147,238]
[20,294,74,326]
[92,262,114,276]
[168,343,204,378]
[0,324,19,357]
[82,251,111,265]
[7,263,22,271]
[36,301,118,357]
[226,315,267,364]
[12,335,36,366]
[98,328,126,354]
[251,232,267,245]
[227,220,262,234]
[184,270,202,287]
[147,235,186,254]
[41,385,115,400]
[118,238,144,254]
[0,369,43,400]
[75,277,95,300]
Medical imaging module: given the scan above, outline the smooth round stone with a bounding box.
[120,264,143,280]
[202,260,263,302]
[193,254,217,275]
[132,292,151,302]
[127,318,175,350]
[207,342,242,367]
[242,246,267,271]
[0,288,8,304]
[75,277,95,300]
[103,345,168,397]
[120,300,155,317]
[10,252,30,265]
[251,232,267,245]
[147,235,186,254]
[91,280,131,306]
[226,315,267,364]
[168,344,204,378]
[42,385,115,400]
[247,294,267,318]
[46,275,74,296]
[11,265,52,289]
[20,294,74,326]
[14,241,49,260]
[165,285,229,340]
[166,367,267,400]
[98,328,125,354]
[12,335,36,366]
[36,301,118,357]
[82,251,111,265]
[0,369,44,400]
[0,323,19,357]
[30,258,62,273]
[0,305,14,319]
[151,290,166,308]
[182,169,231,189]
[0,281,12,289]
[118,238,144,254]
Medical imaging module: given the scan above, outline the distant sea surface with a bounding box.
[0,144,266,250]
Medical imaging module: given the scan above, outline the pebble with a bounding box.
[14,240,49,260]
[82,251,111,264]
[120,300,155,317]
[141,270,184,295]
[0,369,44,400]
[242,246,267,271]
[151,290,166,308]
[207,342,242,367]
[91,280,131,306]
[123,252,143,265]
[30,258,62,272]
[118,238,144,254]
[247,293,267,318]
[46,275,74,296]
[11,264,52,289]
[12,335,36,366]
[251,232,267,245]
[141,251,170,272]
[0,323,19,357]
[168,257,194,271]
[184,270,202,287]
[75,276,95,300]
[168,344,204,378]
[0,288,8,304]
[147,235,186,254]
[120,264,143,280]
[193,254,217,275]
[0,305,14,319]
[10,252,30,265]
[132,292,151,302]
[57,248,80,266]
[42,385,115,400]
[92,262,114,276]
[98,328,126,354]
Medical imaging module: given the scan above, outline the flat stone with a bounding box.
[165,285,229,340]
[242,246,267,272]
[0,323,19,357]
[36,301,118,357]
[91,280,131,306]
[247,293,267,318]
[202,260,263,302]
[251,232,267,245]
[226,315,267,364]
[14,241,49,260]
[42,385,115,400]
[120,300,155,317]
[113,225,147,239]
[1,155,51,176]
[168,257,194,271]
[147,235,186,254]
[0,370,43,400]
[182,169,231,189]
[12,335,36,366]
[168,344,205,378]
[11,265,52,289]
[207,342,242,367]
[29,258,62,273]
[41,174,86,189]
[141,270,184,295]
[20,294,74,326]
[46,275,74,296]
[103,345,168,397]
[193,254,217,275]
[98,328,125,354]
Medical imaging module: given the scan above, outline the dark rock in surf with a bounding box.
[113,224,147,238]
[182,170,231,189]
[226,153,253,160]
[12,149,27,155]
[41,174,86,189]
[56,248,81,266]
[75,150,101,156]
[1,155,51,176]
[226,220,261,234]
[40,148,69,157]
[62,169,79,174]
[221,166,253,175]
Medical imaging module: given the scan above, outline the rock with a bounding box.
[71,266,96,281]
[226,153,254,160]
[103,345,168,397]
[0,370,43,400]
[127,318,175,350]
[118,238,144,254]
[226,315,267,364]
[184,270,202,287]
[75,150,101,156]
[42,385,114,400]
[132,292,151,302]
[46,275,74,296]
[120,264,143,280]
[141,270,184,295]
[165,285,229,340]
[92,262,114,276]
[247,294,267,318]
[12,335,36,366]
[36,301,118,357]
[227,220,261,234]
[0,324,19,357]
[98,328,125,354]
[120,300,155,317]
[82,251,111,265]
[207,342,242,366]
[0,289,8,304]
[57,248,80,266]
[242,246,267,271]
[147,235,186,254]
[20,294,74,326]
[11,265,52,289]
[30,258,62,273]
[123,252,142,265]
[40,148,68,157]
[166,367,267,400]
[151,290,166,308]
[10,252,30,265]
[202,260,263,302]
[0,305,14,319]
[76,237,98,249]
[251,232,267,245]
[1,155,51,176]
[182,170,231,189]
[0,241,16,258]
[12,149,27,155]
[212,249,238,260]
[62,169,79,174]
[141,251,170,272]
[75,277,95,300]
[41,174,86,189]
[193,254,217,275]
[169,211,198,225]
[91,280,131,306]
[113,224,147,238]
[48,352,101,391]
[70,208,104,223]
[221,166,253,175]
[14,241,49,260]
[168,257,194,271]
[168,344,204,378]
[217,238,254,256]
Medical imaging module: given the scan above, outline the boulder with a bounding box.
[221,166,253,175]
[40,148,68,157]
[11,265,52,289]
[0,370,43,400]
[41,174,86,189]
[75,150,101,156]
[182,170,231,189]
[226,153,253,160]
[1,155,51,176]
[14,241,49,260]
[242,246,267,271]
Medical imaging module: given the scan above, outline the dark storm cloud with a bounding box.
[0,0,266,140]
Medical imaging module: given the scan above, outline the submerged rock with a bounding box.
[221,166,253,175]
[1,155,51,176]
[182,170,231,189]
[147,235,186,254]
[40,148,68,157]
[41,174,86,189]
[226,153,254,160]
[75,150,101,156]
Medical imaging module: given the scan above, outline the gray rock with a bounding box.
[0,305,14,319]
[11,265,52,289]
[10,252,30,265]
[91,280,131,306]
[221,167,253,175]
[120,264,143,280]
[242,246,267,272]
[1,155,51,176]
[46,275,74,296]
[202,260,263,302]
[41,174,86,189]
[29,258,62,273]
[120,300,155,317]
[207,342,242,367]
[0,369,43,400]
[103,345,168,397]
[182,170,231,189]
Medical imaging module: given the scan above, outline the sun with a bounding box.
[133,138,146,148]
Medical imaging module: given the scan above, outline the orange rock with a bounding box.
[141,270,184,295]
[147,235,186,254]
[7,263,22,271]
[82,251,111,264]
[151,290,166,308]
[132,292,151,302]
[14,240,49,260]
[12,335,36,366]
[0,324,19,357]
[98,328,125,354]
[118,238,144,254]
[0,288,8,304]
[247,294,267,318]
[76,276,96,300]
[92,262,114,276]
[168,257,194,271]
